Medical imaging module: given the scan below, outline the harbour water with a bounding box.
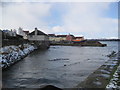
[2,41,119,88]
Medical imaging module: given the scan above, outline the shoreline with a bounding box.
[50,40,107,47]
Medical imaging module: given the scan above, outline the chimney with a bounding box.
[35,28,37,35]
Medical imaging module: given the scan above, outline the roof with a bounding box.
[2,30,9,32]
[16,34,23,38]
[74,36,84,39]
[76,36,84,38]
[23,31,29,34]
[48,34,56,37]
[66,34,74,37]
[28,28,48,36]
[56,35,67,37]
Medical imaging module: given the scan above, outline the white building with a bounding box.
[18,27,24,36]
[18,27,29,39]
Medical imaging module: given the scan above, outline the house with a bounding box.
[18,27,24,36]
[55,34,74,42]
[48,34,75,42]
[73,36,84,41]
[27,28,49,41]
[18,27,29,39]
[66,34,74,41]
[23,31,29,35]
[48,34,56,37]
[27,28,49,48]
[48,34,56,42]
[55,35,67,42]
[2,29,17,37]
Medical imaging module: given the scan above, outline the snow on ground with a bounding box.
[0,44,36,69]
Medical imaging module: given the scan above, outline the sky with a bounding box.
[0,0,119,39]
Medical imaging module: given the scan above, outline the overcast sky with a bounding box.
[0,0,118,39]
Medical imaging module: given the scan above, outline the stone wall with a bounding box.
[1,44,36,69]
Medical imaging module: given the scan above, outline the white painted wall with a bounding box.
[27,35,49,41]
[49,37,66,41]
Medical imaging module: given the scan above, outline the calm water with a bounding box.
[2,41,119,88]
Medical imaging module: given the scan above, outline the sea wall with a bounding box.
[106,65,120,89]
[0,44,37,69]
[76,51,120,88]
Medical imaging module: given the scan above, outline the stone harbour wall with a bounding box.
[0,44,37,69]
[76,51,120,88]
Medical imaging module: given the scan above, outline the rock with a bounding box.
[100,74,110,79]
[41,85,62,90]
[100,70,110,74]
[93,81,102,86]
[64,64,66,66]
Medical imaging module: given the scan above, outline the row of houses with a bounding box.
[48,34,84,42]
[1,27,84,45]
[16,27,84,42]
